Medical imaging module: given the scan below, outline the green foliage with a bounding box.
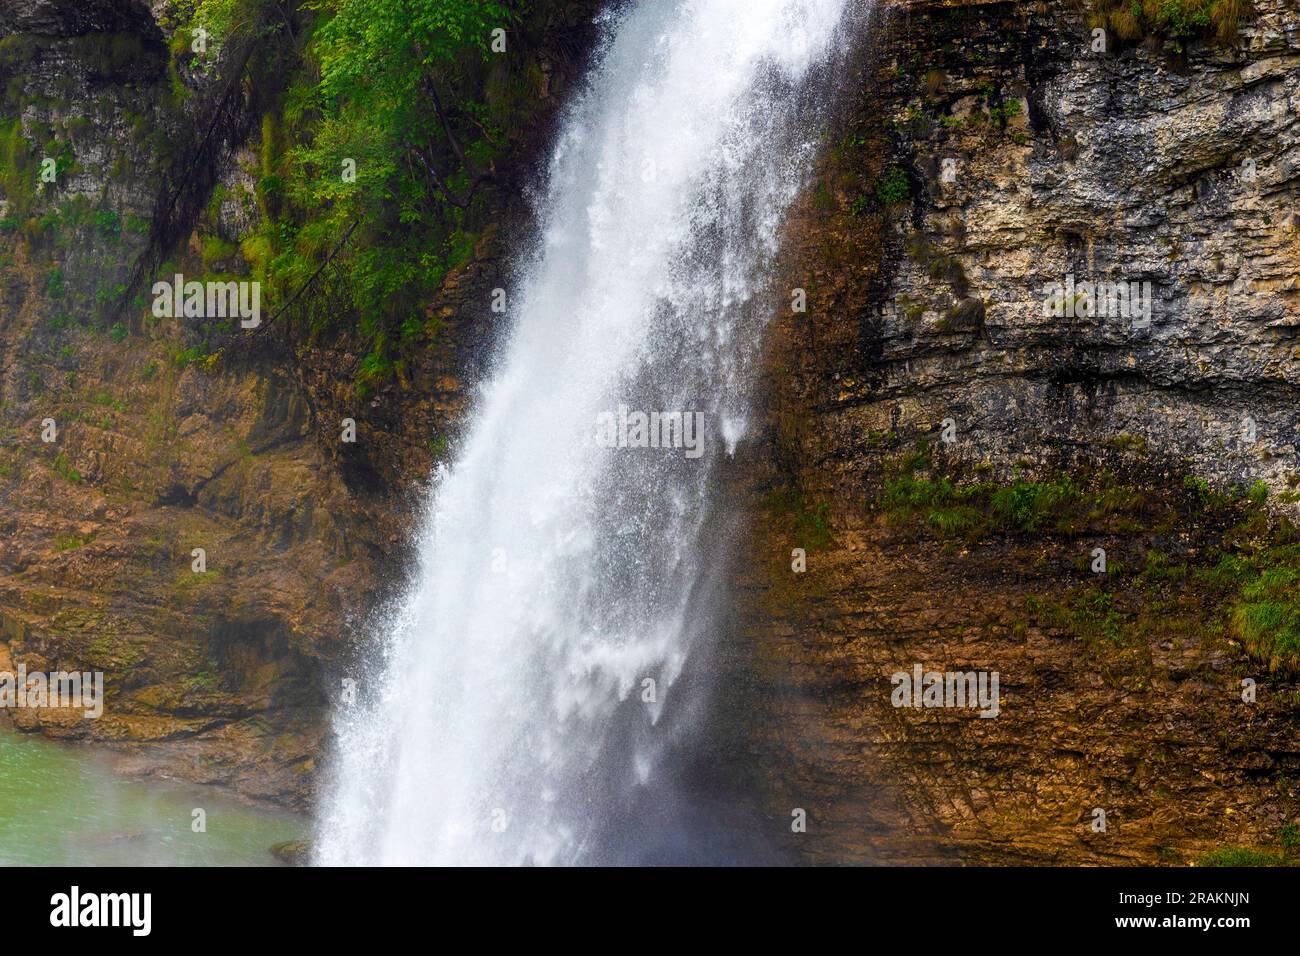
[1030,586,1129,649]
[197,0,518,391]
[109,322,128,343]
[52,451,81,483]
[989,477,1080,533]
[1091,0,1248,47]
[1196,847,1285,867]
[1139,548,1188,584]
[1230,563,1300,676]
[1248,479,1269,507]
[882,466,984,535]
[1281,824,1300,849]
[0,118,35,218]
[874,165,910,207]
[92,209,121,239]
[185,670,220,691]
[355,341,395,398]
[881,447,1146,539]
[988,99,1022,124]
[1182,473,1219,511]
[201,234,238,266]
[173,343,213,370]
[46,267,65,299]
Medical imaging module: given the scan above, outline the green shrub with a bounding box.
[173,344,210,369]
[92,209,120,238]
[882,453,1115,539]
[1280,824,1300,850]
[990,478,1080,533]
[874,165,910,207]
[46,266,65,299]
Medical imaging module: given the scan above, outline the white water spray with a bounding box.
[317,0,851,866]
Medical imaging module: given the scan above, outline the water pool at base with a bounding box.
[0,726,307,866]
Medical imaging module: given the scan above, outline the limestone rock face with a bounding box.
[0,0,162,40]
[788,0,1300,498]
[705,0,1300,864]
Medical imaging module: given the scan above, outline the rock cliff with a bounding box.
[712,0,1300,864]
[0,0,599,806]
[1,0,1297,864]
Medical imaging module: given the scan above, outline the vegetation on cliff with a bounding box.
[167,0,547,392]
[1084,0,1250,47]
[881,442,1300,678]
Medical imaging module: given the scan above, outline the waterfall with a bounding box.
[316,0,852,866]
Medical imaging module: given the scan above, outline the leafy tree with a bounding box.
[191,0,519,390]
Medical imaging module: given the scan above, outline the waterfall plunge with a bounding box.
[317,0,852,866]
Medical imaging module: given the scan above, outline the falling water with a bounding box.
[317,0,853,865]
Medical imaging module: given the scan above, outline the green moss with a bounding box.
[0,118,36,217]
[52,452,80,484]
[1109,432,1148,453]
[881,447,1148,540]
[54,533,88,551]
[0,35,40,72]
[767,487,834,550]
[1196,847,1287,867]
[184,670,219,691]
[201,234,238,267]
[173,567,220,591]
